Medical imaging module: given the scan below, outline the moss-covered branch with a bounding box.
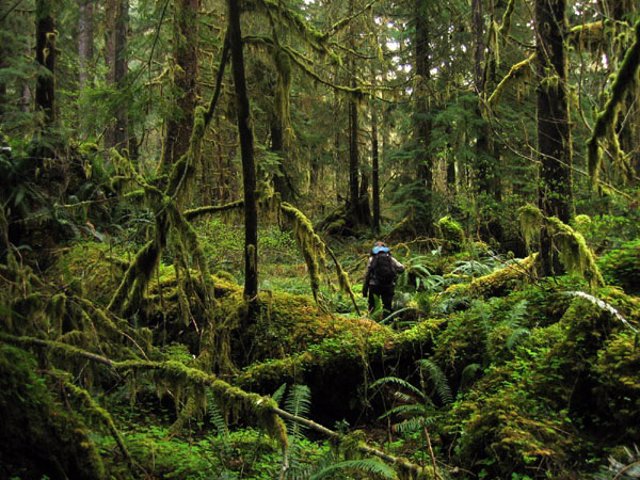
[184,200,244,221]
[587,18,640,187]
[488,53,536,106]
[51,371,136,473]
[1,333,430,476]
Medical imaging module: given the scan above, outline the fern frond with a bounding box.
[506,327,531,350]
[272,382,288,405]
[418,359,453,404]
[381,404,428,420]
[310,459,397,480]
[370,376,425,400]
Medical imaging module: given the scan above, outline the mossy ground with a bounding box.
[2,230,640,479]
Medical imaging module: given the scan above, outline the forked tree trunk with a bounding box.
[535,0,573,275]
[228,0,259,301]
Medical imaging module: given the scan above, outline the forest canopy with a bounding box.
[1,0,640,479]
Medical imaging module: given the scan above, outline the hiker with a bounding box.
[362,241,405,316]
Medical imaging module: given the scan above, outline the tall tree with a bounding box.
[413,0,434,236]
[104,0,129,153]
[161,0,200,169]
[77,0,93,89]
[228,0,258,301]
[535,0,572,275]
[35,0,56,127]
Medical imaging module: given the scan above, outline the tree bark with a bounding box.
[105,0,129,153]
[371,94,380,233]
[228,0,259,301]
[414,0,434,236]
[535,0,572,275]
[77,0,94,89]
[161,0,200,168]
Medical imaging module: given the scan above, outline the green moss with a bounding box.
[0,344,106,479]
[436,216,465,253]
[46,242,126,306]
[598,239,640,294]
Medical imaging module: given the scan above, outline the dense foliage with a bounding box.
[1,0,640,479]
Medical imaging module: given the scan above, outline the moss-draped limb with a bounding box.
[243,35,366,95]
[587,18,640,187]
[51,371,136,474]
[184,200,244,221]
[488,53,536,106]
[326,244,361,315]
[517,205,604,289]
[498,0,515,42]
[280,202,327,301]
[107,239,162,316]
[546,217,604,289]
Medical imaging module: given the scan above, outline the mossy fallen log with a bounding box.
[442,254,537,299]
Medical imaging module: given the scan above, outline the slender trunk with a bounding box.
[271,118,293,202]
[228,0,258,300]
[105,0,129,153]
[348,91,360,219]
[161,0,199,168]
[35,0,56,126]
[414,0,433,235]
[77,0,94,88]
[371,97,380,233]
[536,0,572,275]
[473,0,493,194]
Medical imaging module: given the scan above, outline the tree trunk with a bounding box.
[161,0,199,168]
[35,0,56,126]
[414,0,434,236]
[105,0,129,153]
[473,0,494,196]
[77,0,94,89]
[228,0,259,301]
[371,95,380,234]
[535,0,572,276]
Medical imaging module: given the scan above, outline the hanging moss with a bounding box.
[280,202,328,301]
[587,18,640,188]
[546,217,604,289]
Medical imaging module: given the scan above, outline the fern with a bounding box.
[418,359,453,405]
[309,458,397,479]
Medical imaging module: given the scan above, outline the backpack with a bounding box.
[372,252,397,285]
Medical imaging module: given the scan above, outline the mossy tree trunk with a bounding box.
[160,0,200,170]
[535,0,573,276]
[229,0,259,301]
[414,0,434,236]
[104,0,129,154]
[35,0,56,127]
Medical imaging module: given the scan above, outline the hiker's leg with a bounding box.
[381,287,394,317]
